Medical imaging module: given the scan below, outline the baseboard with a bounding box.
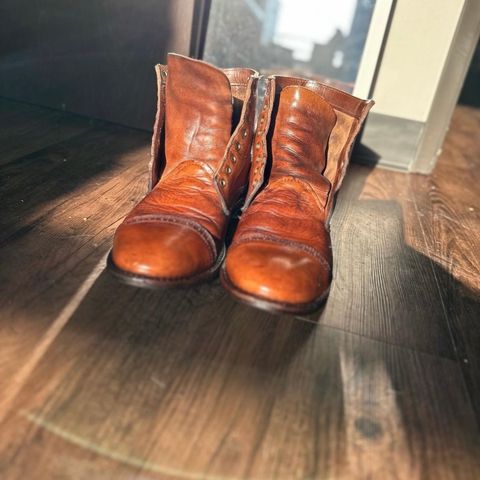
[353,112,425,172]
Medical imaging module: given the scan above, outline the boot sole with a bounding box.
[220,264,330,315]
[107,245,226,289]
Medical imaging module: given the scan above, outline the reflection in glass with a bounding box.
[204,0,376,93]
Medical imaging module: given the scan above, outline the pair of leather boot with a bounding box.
[108,54,373,314]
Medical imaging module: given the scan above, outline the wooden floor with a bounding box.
[0,98,479,479]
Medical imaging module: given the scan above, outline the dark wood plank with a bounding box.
[0,122,148,242]
[0,99,93,164]
[0,122,151,405]
[407,106,480,300]
[0,278,478,479]
[408,106,480,421]
[315,106,480,416]
[304,164,457,359]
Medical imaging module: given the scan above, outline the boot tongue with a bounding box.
[165,54,233,173]
[271,86,336,180]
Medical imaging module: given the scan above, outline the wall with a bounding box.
[371,0,465,122]
[0,0,194,130]
[358,0,480,172]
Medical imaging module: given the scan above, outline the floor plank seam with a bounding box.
[304,319,462,363]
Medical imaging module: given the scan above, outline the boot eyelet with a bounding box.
[235,142,241,151]
[220,179,226,187]
[231,154,237,163]
[226,166,232,174]
[242,129,248,138]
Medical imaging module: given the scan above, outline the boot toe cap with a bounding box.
[112,220,216,280]
[224,241,330,305]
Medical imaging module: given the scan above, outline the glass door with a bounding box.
[203,0,392,97]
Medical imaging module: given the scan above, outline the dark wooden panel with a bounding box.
[0,0,195,129]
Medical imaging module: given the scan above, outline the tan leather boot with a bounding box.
[221,76,373,313]
[109,54,258,287]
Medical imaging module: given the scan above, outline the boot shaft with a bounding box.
[245,75,374,210]
[149,54,259,213]
[270,85,337,182]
